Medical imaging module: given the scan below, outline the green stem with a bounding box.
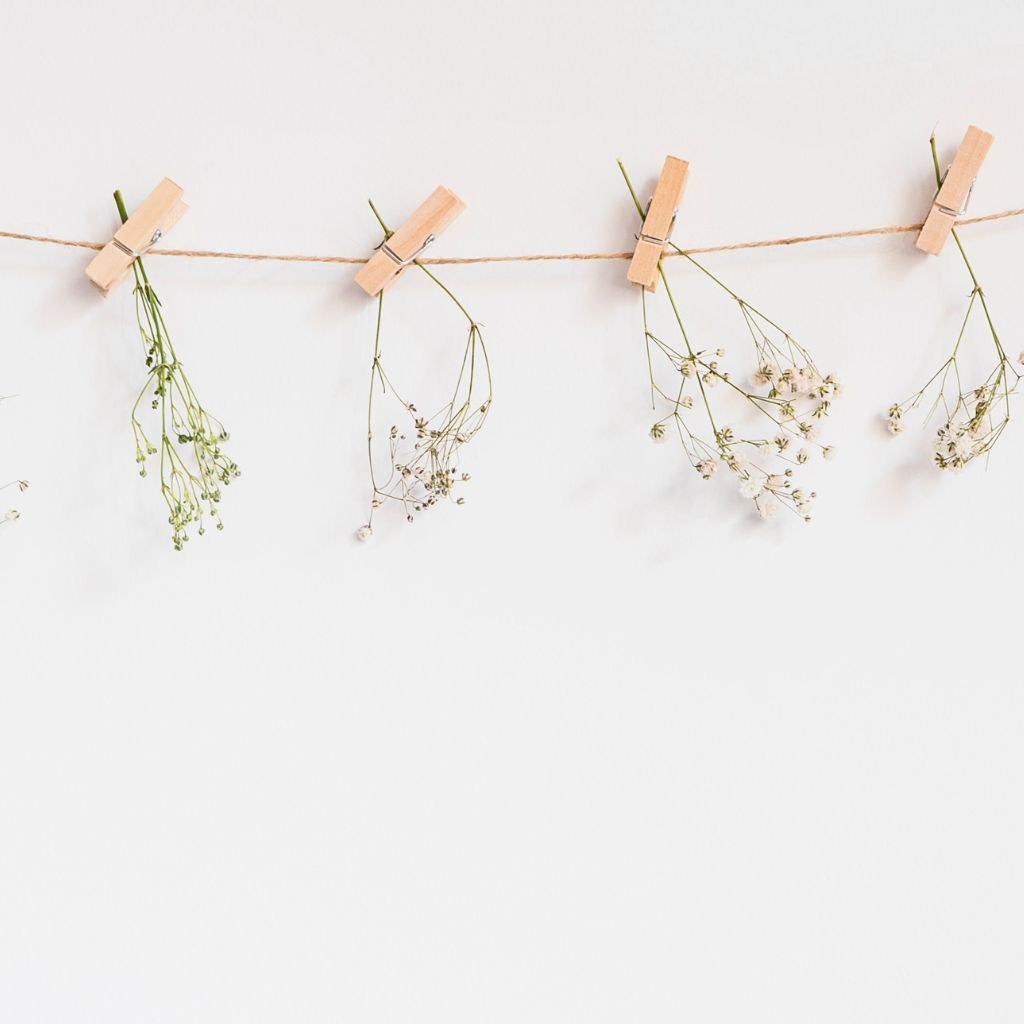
[928,136,1007,363]
[367,198,475,325]
[618,161,720,446]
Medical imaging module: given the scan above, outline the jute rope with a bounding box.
[0,207,1021,267]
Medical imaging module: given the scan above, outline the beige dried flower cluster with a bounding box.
[888,137,1020,471]
[358,202,491,541]
[620,162,838,521]
[886,284,1021,469]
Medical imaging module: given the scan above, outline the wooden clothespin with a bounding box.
[85,178,188,295]
[916,126,994,256]
[354,186,465,297]
[627,156,689,290]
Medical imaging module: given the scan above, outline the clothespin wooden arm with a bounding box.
[916,126,994,256]
[354,186,465,297]
[86,178,188,295]
[627,155,689,291]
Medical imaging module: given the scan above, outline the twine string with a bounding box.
[0,208,1021,267]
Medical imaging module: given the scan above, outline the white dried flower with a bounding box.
[4,509,19,522]
[680,396,694,409]
[649,423,668,443]
[696,459,718,479]
[953,433,972,459]
[756,494,780,520]
[731,453,754,476]
[355,524,373,542]
[793,368,813,395]
[822,446,836,460]
[739,476,762,498]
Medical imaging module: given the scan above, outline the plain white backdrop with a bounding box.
[2,0,1023,1020]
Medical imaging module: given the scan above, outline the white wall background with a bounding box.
[2,1,1023,1020]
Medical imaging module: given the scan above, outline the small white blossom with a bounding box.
[823,446,836,460]
[739,476,762,499]
[794,368,813,395]
[756,494,780,520]
[731,453,754,476]
[649,423,668,443]
[4,509,19,522]
[355,524,373,541]
[696,459,718,479]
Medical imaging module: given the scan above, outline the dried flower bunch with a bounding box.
[114,191,239,550]
[357,201,491,541]
[1,395,28,526]
[619,162,839,521]
[887,136,1022,470]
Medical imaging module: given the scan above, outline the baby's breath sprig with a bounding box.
[619,161,839,521]
[113,191,239,550]
[887,135,1022,470]
[356,201,492,541]
[1,395,28,526]
[1,478,29,526]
